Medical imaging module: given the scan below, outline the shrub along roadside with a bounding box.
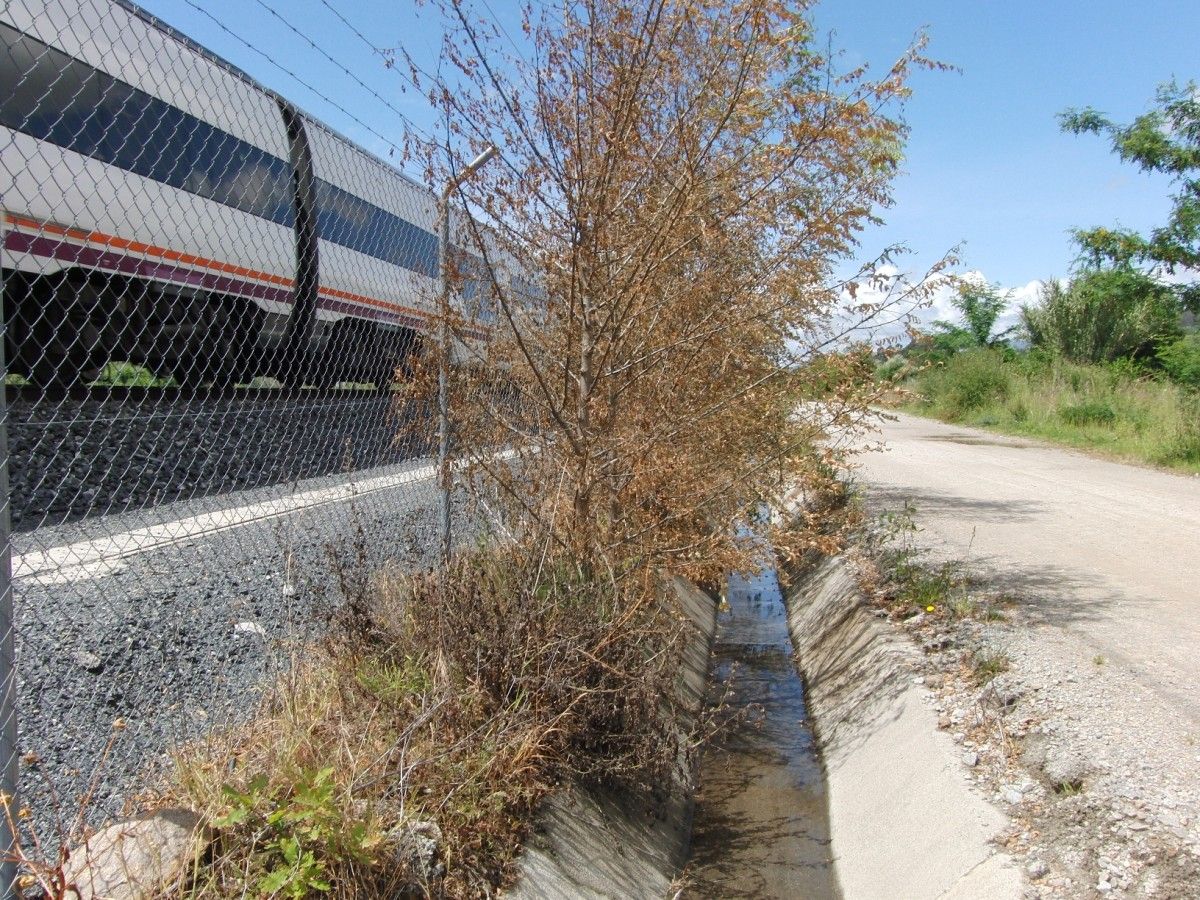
[126,546,694,899]
[896,348,1200,472]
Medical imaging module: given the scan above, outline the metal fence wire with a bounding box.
[0,0,502,877]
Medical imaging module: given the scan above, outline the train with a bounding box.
[1,0,496,389]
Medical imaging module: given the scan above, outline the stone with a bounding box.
[389,819,443,882]
[71,650,104,674]
[233,621,266,638]
[62,808,206,900]
[1042,750,1090,789]
[962,751,979,767]
[1026,860,1048,879]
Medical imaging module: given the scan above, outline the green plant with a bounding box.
[1021,268,1181,364]
[900,348,1200,473]
[1053,779,1084,797]
[1152,408,1200,464]
[354,655,432,704]
[920,349,1011,419]
[215,767,375,899]
[971,650,1010,685]
[1060,79,1200,314]
[932,280,1015,349]
[1158,333,1200,388]
[91,361,175,387]
[1058,400,1117,426]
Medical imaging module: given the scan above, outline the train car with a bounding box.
[0,0,489,388]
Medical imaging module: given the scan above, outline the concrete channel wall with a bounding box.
[506,576,717,899]
[506,548,1024,899]
[785,554,1023,900]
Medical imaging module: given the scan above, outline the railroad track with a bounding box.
[6,385,433,532]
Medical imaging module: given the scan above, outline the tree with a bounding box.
[1060,80,1200,312]
[401,0,945,581]
[932,280,1014,352]
[1020,267,1180,364]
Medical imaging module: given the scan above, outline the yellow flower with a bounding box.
[925,605,936,613]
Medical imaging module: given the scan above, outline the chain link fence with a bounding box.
[0,0,503,880]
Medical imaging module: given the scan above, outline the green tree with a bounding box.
[1020,267,1180,364]
[1060,80,1200,312]
[932,280,1014,353]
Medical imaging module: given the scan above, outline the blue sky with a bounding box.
[139,0,1200,299]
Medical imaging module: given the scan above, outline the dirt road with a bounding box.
[853,412,1200,896]
[855,412,1200,723]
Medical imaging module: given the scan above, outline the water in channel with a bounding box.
[686,562,840,898]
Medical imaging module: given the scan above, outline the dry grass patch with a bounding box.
[146,546,689,898]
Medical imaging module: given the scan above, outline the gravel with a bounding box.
[857,544,1200,899]
[4,388,490,853]
[7,392,434,532]
[13,463,478,846]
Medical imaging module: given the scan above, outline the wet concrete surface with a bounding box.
[687,565,839,898]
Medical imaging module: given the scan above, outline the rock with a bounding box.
[1003,787,1024,805]
[389,819,443,882]
[1026,860,1048,879]
[1042,750,1090,789]
[980,674,1022,707]
[71,650,104,673]
[62,808,206,900]
[962,750,980,767]
[1096,879,1112,893]
[233,621,266,638]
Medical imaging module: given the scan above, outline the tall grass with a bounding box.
[902,349,1200,472]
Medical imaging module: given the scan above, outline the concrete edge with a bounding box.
[784,554,1024,900]
[505,575,718,899]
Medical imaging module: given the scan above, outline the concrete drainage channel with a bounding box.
[508,546,1026,899]
[60,541,1027,897]
[687,561,836,897]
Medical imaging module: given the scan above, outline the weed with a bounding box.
[918,350,1012,419]
[1093,654,1106,667]
[896,349,1200,473]
[152,544,688,897]
[1053,779,1084,797]
[971,650,1010,685]
[1058,400,1117,426]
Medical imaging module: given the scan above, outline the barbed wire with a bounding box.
[178,0,432,176]
[246,0,442,151]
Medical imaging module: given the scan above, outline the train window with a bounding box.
[314,179,439,278]
[0,22,294,228]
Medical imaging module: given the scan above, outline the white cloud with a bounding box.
[828,269,1051,349]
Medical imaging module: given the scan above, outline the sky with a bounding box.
[137,0,1200,333]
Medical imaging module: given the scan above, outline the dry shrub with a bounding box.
[155,543,687,898]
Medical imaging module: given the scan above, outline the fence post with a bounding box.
[436,146,498,566]
[0,209,18,898]
[437,194,453,566]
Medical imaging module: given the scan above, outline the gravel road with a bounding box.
[855,411,1200,897]
[855,412,1200,723]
